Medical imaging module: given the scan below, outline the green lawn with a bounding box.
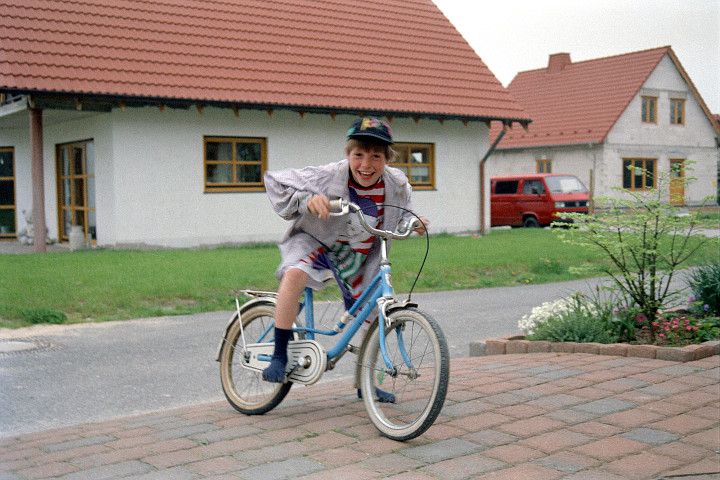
[1,228,717,328]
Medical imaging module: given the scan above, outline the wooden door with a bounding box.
[669,159,684,206]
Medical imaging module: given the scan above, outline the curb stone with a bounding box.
[470,336,720,362]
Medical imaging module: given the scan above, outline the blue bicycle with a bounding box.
[217,200,449,441]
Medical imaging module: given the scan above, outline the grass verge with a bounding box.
[1,228,717,328]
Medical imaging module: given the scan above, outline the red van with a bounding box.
[490,174,589,227]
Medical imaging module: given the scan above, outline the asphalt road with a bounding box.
[0,276,692,438]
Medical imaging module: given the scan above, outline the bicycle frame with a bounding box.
[250,238,410,375]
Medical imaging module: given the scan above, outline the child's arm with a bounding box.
[264,167,324,220]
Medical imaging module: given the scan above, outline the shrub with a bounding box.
[526,310,618,343]
[519,294,618,344]
[22,307,67,325]
[556,164,716,323]
[687,263,720,316]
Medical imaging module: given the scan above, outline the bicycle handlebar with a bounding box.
[328,199,422,241]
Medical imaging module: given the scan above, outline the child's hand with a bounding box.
[414,217,429,235]
[308,195,331,219]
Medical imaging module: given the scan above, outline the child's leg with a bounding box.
[262,268,309,383]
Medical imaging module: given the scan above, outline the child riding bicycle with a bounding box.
[262,116,428,392]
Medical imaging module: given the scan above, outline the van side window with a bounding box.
[523,180,545,195]
[494,181,518,194]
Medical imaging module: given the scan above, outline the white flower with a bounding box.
[518,297,597,334]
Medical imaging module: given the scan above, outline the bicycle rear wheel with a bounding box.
[219,303,292,415]
[358,307,449,441]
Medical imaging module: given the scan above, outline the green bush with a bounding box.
[22,308,67,325]
[526,314,618,343]
[526,310,618,344]
[687,263,720,316]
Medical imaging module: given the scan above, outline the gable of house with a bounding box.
[491,46,719,148]
[0,0,529,124]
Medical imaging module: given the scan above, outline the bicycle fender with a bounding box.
[214,296,277,362]
[379,300,419,324]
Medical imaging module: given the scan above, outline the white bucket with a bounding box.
[69,226,85,251]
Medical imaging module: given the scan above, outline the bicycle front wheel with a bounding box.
[219,303,292,415]
[358,307,449,441]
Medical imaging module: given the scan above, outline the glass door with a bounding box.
[57,140,96,244]
[0,147,16,240]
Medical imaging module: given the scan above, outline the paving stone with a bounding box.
[234,457,325,480]
[571,398,637,416]
[128,466,202,480]
[536,368,586,380]
[620,427,681,445]
[401,438,483,463]
[420,452,506,479]
[153,423,221,441]
[54,460,153,479]
[41,435,116,453]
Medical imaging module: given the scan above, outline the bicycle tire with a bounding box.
[358,307,449,441]
[219,303,293,415]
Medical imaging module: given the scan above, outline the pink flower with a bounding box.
[659,333,665,338]
[664,326,670,331]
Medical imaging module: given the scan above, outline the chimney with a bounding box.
[547,53,571,74]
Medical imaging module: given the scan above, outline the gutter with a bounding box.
[479,122,510,234]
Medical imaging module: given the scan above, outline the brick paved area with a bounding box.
[1,353,718,480]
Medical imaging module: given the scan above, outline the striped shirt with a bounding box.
[302,177,385,304]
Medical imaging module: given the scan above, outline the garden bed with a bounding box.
[470,335,720,363]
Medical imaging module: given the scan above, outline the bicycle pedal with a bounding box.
[283,363,301,383]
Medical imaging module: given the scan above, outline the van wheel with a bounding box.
[523,216,540,228]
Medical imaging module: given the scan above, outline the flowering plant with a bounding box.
[518,296,596,334]
[635,315,704,346]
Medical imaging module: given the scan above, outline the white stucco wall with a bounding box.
[1,105,489,248]
[486,145,598,193]
[604,55,718,204]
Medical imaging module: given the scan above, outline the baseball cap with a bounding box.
[346,117,394,145]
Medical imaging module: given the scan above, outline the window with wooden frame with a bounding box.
[0,147,16,239]
[391,143,434,189]
[641,96,657,123]
[536,159,552,173]
[622,158,656,190]
[204,136,267,192]
[670,98,685,125]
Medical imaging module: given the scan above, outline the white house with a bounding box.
[0,0,530,250]
[487,47,720,208]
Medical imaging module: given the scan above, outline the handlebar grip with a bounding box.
[329,199,344,213]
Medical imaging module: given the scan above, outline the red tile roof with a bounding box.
[491,46,720,147]
[0,0,529,123]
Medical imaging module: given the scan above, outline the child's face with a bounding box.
[347,146,388,187]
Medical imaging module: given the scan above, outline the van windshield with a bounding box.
[544,176,588,193]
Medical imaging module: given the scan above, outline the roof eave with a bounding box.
[1,88,532,127]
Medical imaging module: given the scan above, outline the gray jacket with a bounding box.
[264,159,416,290]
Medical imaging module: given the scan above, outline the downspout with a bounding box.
[479,122,509,234]
[30,108,47,252]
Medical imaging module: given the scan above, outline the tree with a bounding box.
[556,164,715,323]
